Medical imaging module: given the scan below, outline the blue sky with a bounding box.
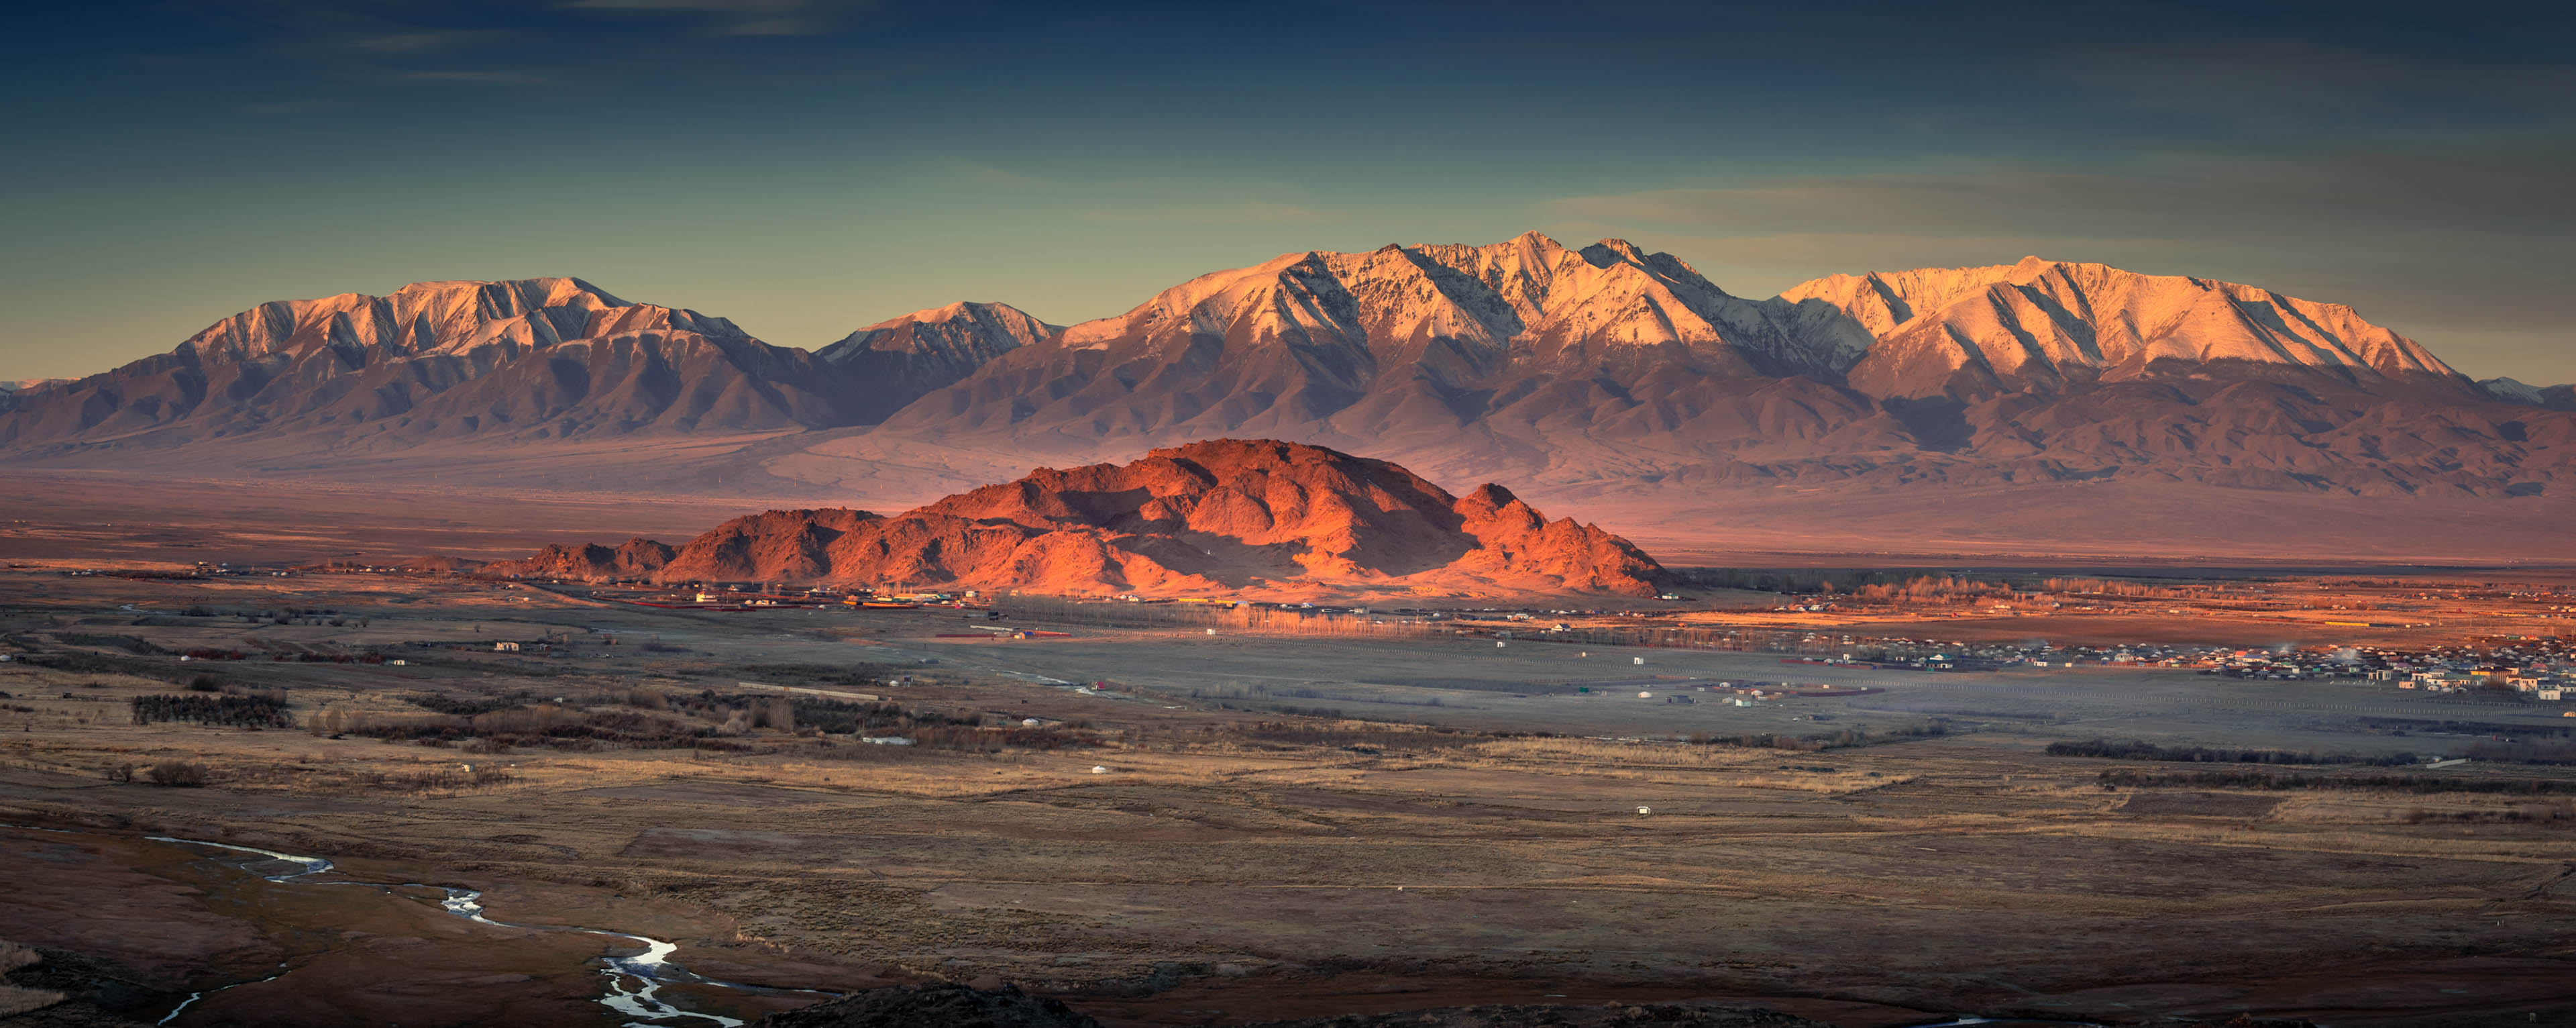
[7,1,2571,382]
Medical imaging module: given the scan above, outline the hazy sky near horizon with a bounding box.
[7,1,2573,382]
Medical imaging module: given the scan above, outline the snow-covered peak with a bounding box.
[1053,234,1862,375]
[388,276,629,309]
[818,301,1057,363]
[176,277,746,365]
[2479,376,2546,404]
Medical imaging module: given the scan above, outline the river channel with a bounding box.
[142,835,812,1027]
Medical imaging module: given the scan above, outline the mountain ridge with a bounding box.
[3,238,2567,521]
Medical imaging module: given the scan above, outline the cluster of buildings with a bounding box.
[1842,635,2575,703]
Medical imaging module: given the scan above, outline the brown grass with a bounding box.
[0,941,62,1019]
[0,985,67,1019]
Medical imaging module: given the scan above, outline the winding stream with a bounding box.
[144,835,801,1027]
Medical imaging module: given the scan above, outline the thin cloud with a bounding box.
[559,0,869,37]
[350,30,492,54]
[399,70,553,85]
[237,98,356,116]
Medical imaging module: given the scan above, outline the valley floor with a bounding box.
[1,572,2571,1027]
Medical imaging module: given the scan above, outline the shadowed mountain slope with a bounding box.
[813,301,1059,421]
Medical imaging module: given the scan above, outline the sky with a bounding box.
[6,0,2573,382]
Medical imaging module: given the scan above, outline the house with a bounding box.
[493,641,519,652]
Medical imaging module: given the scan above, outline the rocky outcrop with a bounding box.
[492,439,1666,597]
[495,538,676,580]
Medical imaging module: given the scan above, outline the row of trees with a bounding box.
[2098,768,2576,794]
[130,692,292,728]
[2047,738,2420,766]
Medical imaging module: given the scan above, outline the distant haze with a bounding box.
[7,2,2571,383]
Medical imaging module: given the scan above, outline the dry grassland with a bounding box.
[1,571,2572,1027]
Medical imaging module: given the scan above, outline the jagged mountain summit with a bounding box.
[812,301,1059,420]
[492,438,1665,597]
[1781,257,2463,400]
[0,278,865,450]
[888,231,1874,449]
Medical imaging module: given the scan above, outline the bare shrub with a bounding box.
[468,704,587,735]
[146,761,210,787]
[749,697,795,731]
[358,765,518,792]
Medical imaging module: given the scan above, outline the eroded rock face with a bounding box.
[490,439,1665,597]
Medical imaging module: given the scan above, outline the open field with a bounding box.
[2,568,2573,1027]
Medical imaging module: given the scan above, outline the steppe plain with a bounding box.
[3,537,2574,1028]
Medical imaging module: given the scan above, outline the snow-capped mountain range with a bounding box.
[2,234,2567,512]
[1783,256,2460,399]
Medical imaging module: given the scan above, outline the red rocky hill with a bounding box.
[492,439,1664,597]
